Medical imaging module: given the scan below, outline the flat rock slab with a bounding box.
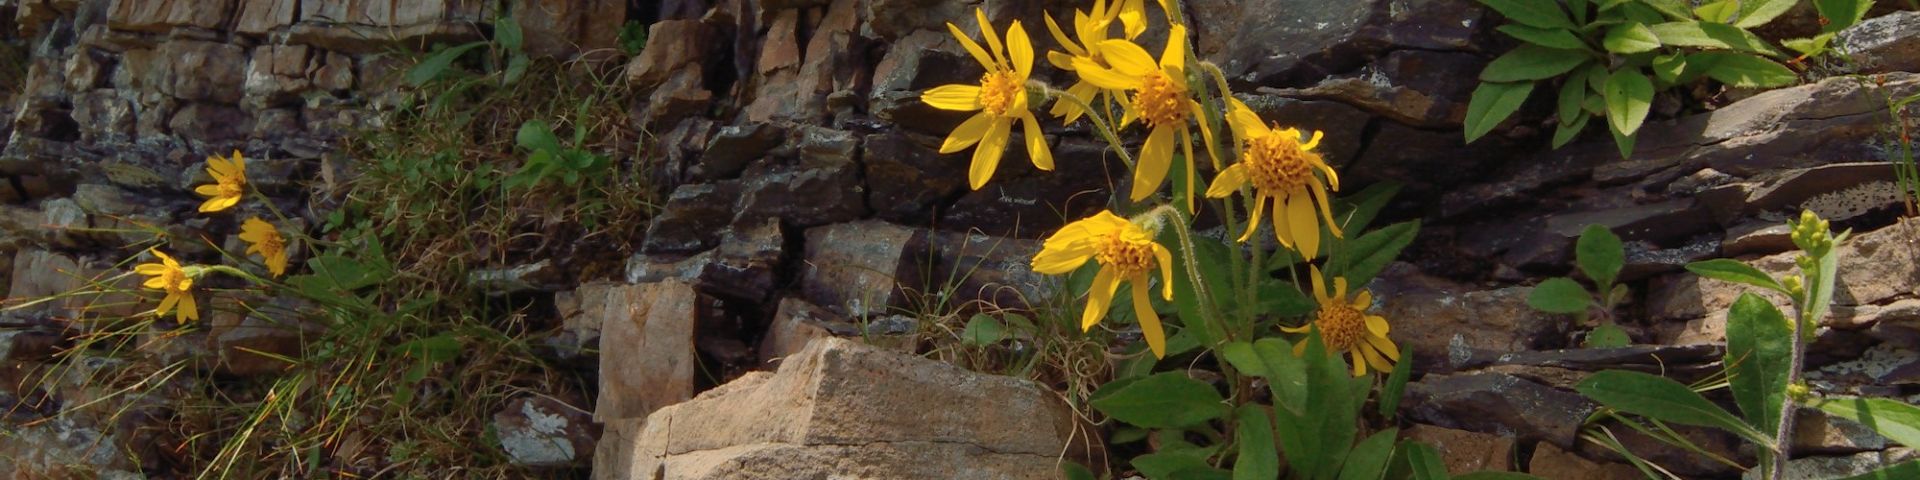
[595,337,1092,480]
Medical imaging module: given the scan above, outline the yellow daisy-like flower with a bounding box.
[1043,0,1137,124]
[192,150,247,213]
[922,9,1054,190]
[134,249,199,323]
[1284,266,1399,376]
[1204,97,1342,259]
[239,217,289,277]
[1031,211,1176,358]
[1073,25,1219,210]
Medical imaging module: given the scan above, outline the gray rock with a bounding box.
[595,281,700,422]
[801,220,923,316]
[1371,263,1569,370]
[642,182,742,255]
[494,396,597,467]
[862,131,967,223]
[1837,11,1920,75]
[1403,372,1597,449]
[695,122,785,181]
[1192,0,1483,86]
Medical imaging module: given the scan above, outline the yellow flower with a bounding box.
[239,217,288,277]
[1205,97,1342,259]
[1073,25,1219,210]
[193,150,247,212]
[922,9,1054,190]
[134,249,198,323]
[1284,266,1399,376]
[1042,0,1137,124]
[1031,211,1175,358]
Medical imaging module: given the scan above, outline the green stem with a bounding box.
[1145,205,1233,344]
[1052,87,1137,170]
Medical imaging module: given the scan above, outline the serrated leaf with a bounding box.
[1328,221,1420,290]
[1497,24,1590,50]
[1234,406,1280,480]
[1577,370,1777,448]
[1090,371,1228,429]
[1464,81,1534,143]
[1647,21,1780,55]
[1482,45,1592,82]
[1478,0,1578,29]
[1727,294,1792,434]
[1693,0,1738,22]
[1685,258,1788,293]
[1603,22,1662,53]
[1528,277,1592,314]
[1603,69,1654,136]
[1576,224,1626,289]
[1553,113,1591,148]
[1690,52,1799,88]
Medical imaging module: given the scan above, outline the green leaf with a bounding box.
[1808,231,1843,331]
[1256,279,1317,318]
[1297,330,1370,480]
[516,121,564,154]
[1062,462,1099,480]
[1815,0,1874,33]
[1481,45,1592,82]
[1337,428,1400,480]
[398,333,462,362]
[1585,323,1632,347]
[496,17,525,52]
[1836,460,1920,480]
[1685,258,1788,294]
[1576,370,1777,447]
[1477,0,1577,29]
[1726,294,1792,433]
[1380,343,1415,417]
[1692,0,1738,22]
[1327,220,1420,290]
[503,53,529,85]
[406,42,487,86]
[1464,81,1535,143]
[1234,405,1280,480]
[1609,116,1637,159]
[1651,53,1687,83]
[1167,229,1233,347]
[962,314,1007,346]
[1405,442,1451,480]
[1781,34,1835,56]
[1603,69,1654,136]
[1221,341,1266,377]
[1576,224,1626,289]
[1811,396,1920,449]
[1634,0,1693,20]
[1333,181,1402,235]
[1455,473,1549,480]
[1647,21,1780,55]
[1557,74,1587,124]
[1552,113,1590,149]
[1733,0,1797,28]
[1603,22,1662,53]
[1136,450,1228,480]
[1689,52,1798,88]
[1497,25,1590,50]
[1527,278,1592,314]
[1090,371,1228,429]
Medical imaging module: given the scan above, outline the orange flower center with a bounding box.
[1245,127,1315,193]
[1134,71,1188,128]
[1315,303,1366,351]
[219,178,246,198]
[979,70,1024,116]
[257,232,285,256]
[1094,233,1156,277]
[160,269,191,295]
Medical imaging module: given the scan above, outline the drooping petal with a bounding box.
[941,112,995,154]
[1350,351,1367,376]
[1334,276,1349,300]
[143,277,169,289]
[1271,193,1296,250]
[1237,193,1268,243]
[1152,244,1175,300]
[1361,347,1392,374]
[1366,315,1391,336]
[1021,113,1054,171]
[976,9,1006,65]
[1130,126,1176,201]
[922,84,984,111]
[1286,190,1320,260]
[194,184,223,197]
[201,194,241,213]
[1007,21,1034,78]
[1178,127,1196,211]
[1161,24,1186,71]
[1292,340,1308,357]
[1310,179,1343,238]
[1047,50,1078,71]
[967,117,1014,189]
[1206,164,1248,199]
[1133,280,1167,358]
[157,294,179,318]
[1117,0,1147,39]
[1281,323,1311,333]
[179,294,198,321]
[267,251,287,277]
[1309,265,1330,305]
[1314,158,1341,192]
[1072,58,1140,90]
[1082,266,1121,331]
[1353,290,1374,310]
[1226,97,1265,142]
[1302,130,1325,150]
[1367,333,1400,361]
[1190,101,1221,167]
[947,22,996,69]
[1093,39,1157,77]
[1043,13,1084,56]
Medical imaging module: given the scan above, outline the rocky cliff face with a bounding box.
[5,0,1920,478]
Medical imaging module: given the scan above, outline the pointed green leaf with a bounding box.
[406,42,488,86]
[1815,0,1874,33]
[962,314,1008,345]
[1811,396,1920,449]
[1328,220,1421,290]
[1497,25,1590,50]
[1477,0,1578,29]
[1090,371,1228,429]
[1455,473,1549,480]
[1552,113,1590,149]
[1576,224,1626,289]
[1136,450,1230,480]
[1221,341,1267,377]
[1405,442,1450,480]
[1727,294,1792,433]
[1609,119,1637,159]
[1062,462,1099,480]
[1338,429,1400,480]
[1585,323,1632,347]
[1465,81,1535,143]
[1603,22,1662,53]
[1693,0,1738,22]
[1234,405,1280,480]
[1557,74,1588,124]
[1733,0,1797,28]
[1482,45,1592,82]
[1603,69,1653,136]
[1836,460,1920,480]
[1652,53,1687,83]
[1685,258,1788,294]
[1690,52,1799,88]
[1636,0,1693,20]
[1380,343,1416,417]
[1647,21,1781,55]
[1577,370,1777,447]
[1527,278,1592,314]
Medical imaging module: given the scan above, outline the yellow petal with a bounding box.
[1351,350,1367,376]
[1207,164,1248,199]
[1048,50,1078,71]
[1281,323,1310,333]
[1133,280,1167,358]
[1082,266,1121,331]
[1161,24,1187,71]
[135,263,169,275]
[179,294,199,322]
[1072,58,1140,90]
[1354,290,1374,310]
[1190,101,1221,168]
[1272,192,1296,251]
[1367,332,1399,361]
[1129,126,1175,201]
[1033,244,1094,275]
[1335,277,1349,301]
[1287,191,1320,260]
[1021,113,1054,171]
[1043,13,1084,57]
[1366,315,1391,337]
[947,21,996,69]
[1310,265,1330,305]
[231,150,246,174]
[1311,178,1343,238]
[923,84,983,111]
[940,112,995,154]
[268,252,287,277]
[1361,347,1392,375]
[1052,82,1099,123]
[194,184,222,197]
[1118,0,1147,39]
[156,293,178,318]
[968,117,1014,190]
[1292,340,1307,357]
[1226,97,1266,142]
[976,9,1006,65]
[1237,192,1268,243]
[153,249,179,267]
[143,277,168,289]
[1153,244,1174,300]
[1007,21,1034,79]
[1178,127,1197,212]
[1095,39,1156,77]
[1302,130,1325,150]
